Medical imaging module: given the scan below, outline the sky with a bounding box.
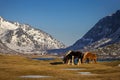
[0,0,120,46]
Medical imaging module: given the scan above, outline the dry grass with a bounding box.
[0,54,120,80]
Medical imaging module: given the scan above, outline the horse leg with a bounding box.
[87,58,90,64]
[72,56,74,65]
[67,59,71,65]
[94,59,97,64]
[90,59,93,64]
[89,58,92,63]
[77,58,81,65]
[66,59,68,64]
[91,59,93,63]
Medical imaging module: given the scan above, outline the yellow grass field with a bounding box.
[0,54,120,80]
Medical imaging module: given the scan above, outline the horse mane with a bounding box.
[65,50,72,56]
[83,52,89,59]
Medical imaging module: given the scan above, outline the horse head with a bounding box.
[63,50,72,64]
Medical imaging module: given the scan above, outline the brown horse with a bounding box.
[82,52,97,63]
[63,50,84,65]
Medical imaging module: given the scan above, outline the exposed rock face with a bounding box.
[93,42,120,60]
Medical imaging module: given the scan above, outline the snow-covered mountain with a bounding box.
[68,10,120,51]
[0,16,65,54]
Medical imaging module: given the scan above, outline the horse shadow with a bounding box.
[50,62,63,65]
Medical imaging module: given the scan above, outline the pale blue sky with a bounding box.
[0,0,120,46]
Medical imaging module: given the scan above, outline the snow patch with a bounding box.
[62,68,86,71]
[20,75,52,78]
[78,72,96,75]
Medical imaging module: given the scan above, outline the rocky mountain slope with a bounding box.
[93,42,120,60]
[69,10,120,51]
[0,17,65,54]
[0,39,18,54]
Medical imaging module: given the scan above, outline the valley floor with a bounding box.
[0,54,120,80]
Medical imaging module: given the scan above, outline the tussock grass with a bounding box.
[0,54,120,80]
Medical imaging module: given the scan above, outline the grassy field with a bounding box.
[0,54,120,80]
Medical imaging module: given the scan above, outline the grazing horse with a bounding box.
[82,52,97,64]
[63,50,84,65]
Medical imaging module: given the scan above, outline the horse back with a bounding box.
[84,52,97,59]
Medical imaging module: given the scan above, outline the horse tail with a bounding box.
[93,54,97,63]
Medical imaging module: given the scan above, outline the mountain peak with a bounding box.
[0,16,3,19]
[116,10,120,14]
[0,16,4,22]
[13,22,20,26]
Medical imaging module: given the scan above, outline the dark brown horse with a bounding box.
[82,52,97,63]
[63,50,84,65]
